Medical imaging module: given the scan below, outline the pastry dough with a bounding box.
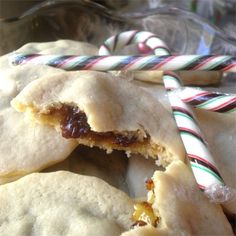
[44,146,129,194]
[44,147,161,198]
[12,71,186,166]
[0,38,233,234]
[0,171,134,236]
[195,108,236,214]
[133,81,236,214]
[133,70,221,85]
[122,161,234,236]
[0,40,97,183]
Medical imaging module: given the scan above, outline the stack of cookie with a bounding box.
[0,40,235,235]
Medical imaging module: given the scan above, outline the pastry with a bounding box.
[12,71,186,167]
[133,81,236,214]
[0,38,234,235]
[122,161,234,236]
[44,146,129,194]
[195,108,236,214]
[133,70,221,85]
[0,171,134,236]
[44,147,161,198]
[0,40,97,184]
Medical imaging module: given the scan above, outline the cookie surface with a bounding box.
[195,108,236,214]
[123,161,234,236]
[134,82,236,214]
[0,40,98,183]
[44,146,130,194]
[12,71,186,166]
[0,171,134,236]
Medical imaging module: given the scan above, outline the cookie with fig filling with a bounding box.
[0,171,134,236]
[122,161,234,236]
[12,71,185,166]
[132,81,236,214]
[0,40,98,184]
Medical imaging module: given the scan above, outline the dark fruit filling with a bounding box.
[145,179,154,191]
[48,105,149,147]
[132,201,159,227]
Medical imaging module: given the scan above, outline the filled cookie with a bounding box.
[0,171,134,236]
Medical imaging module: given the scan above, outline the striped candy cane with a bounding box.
[179,87,236,113]
[99,30,230,200]
[10,54,236,72]
[162,72,225,190]
[99,30,171,56]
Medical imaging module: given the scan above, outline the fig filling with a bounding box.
[132,202,159,227]
[131,179,159,228]
[145,179,154,191]
[48,105,149,147]
[131,220,147,228]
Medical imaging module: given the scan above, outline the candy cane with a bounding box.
[98,30,232,201]
[178,87,236,113]
[10,54,236,72]
[162,72,225,190]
